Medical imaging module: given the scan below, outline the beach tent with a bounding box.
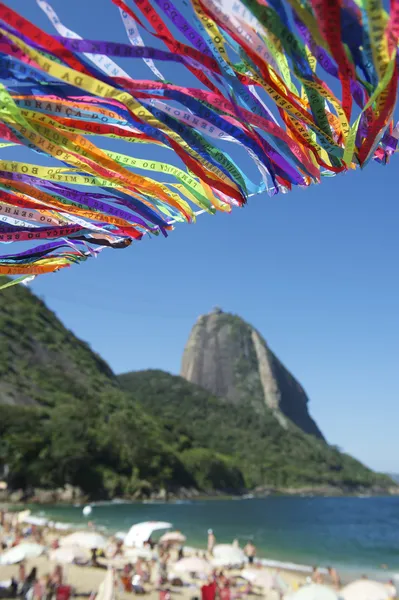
[340,580,390,600]
[60,531,108,550]
[285,583,340,600]
[124,521,172,548]
[212,544,246,567]
[173,556,212,576]
[0,543,45,565]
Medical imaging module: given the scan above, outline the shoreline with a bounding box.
[2,505,396,585]
[2,485,399,509]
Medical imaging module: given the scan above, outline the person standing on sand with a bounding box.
[207,529,216,556]
[311,566,323,584]
[244,541,256,564]
[17,562,26,594]
[327,566,341,588]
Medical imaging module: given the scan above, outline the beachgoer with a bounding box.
[272,569,289,600]
[386,580,397,598]
[148,536,155,550]
[207,529,216,557]
[0,578,17,599]
[311,566,323,584]
[132,573,145,594]
[90,548,100,568]
[232,539,239,549]
[105,539,117,559]
[327,566,341,588]
[178,545,184,561]
[17,562,26,589]
[51,539,60,550]
[33,575,51,600]
[51,565,63,587]
[244,541,256,564]
[218,571,228,588]
[159,550,169,584]
[21,567,37,598]
[219,583,231,600]
[120,564,133,593]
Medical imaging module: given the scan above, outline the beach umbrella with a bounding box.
[60,531,108,550]
[17,510,31,523]
[212,544,246,566]
[173,556,212,576]
[49,545,90,564]
[0,543,45,565]
[124,521,172,548]
[241,568,274,589]
[285,584,339,600]
[340,580,390,600]
[160,531,186,544]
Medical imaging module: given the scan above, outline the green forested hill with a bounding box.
[0,277,394,500]
[118,370,393,492]
[0,277,194,498]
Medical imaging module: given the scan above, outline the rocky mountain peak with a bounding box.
[181,310,324,440]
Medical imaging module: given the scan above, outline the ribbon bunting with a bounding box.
[0,0,397,285]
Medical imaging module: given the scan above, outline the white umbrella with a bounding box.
[285,584,339,600]
[49,545,90,564]
[17,510,31,524]
[160,531,186,544]
[124,521,172,548]
[241,568,274,589]
[173,556,212,576]
[340,580,390,600]
[60,531,108,550]
[212,544,246,566]
[0,543,45,565]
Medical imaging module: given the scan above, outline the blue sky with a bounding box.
[6,0,399,473]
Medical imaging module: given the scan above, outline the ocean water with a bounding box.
[29,497,399,578]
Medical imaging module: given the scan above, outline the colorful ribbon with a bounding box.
[0,0,397,285]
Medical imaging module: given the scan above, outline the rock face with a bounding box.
[181,308,324,440]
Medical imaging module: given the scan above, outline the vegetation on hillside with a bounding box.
[0,280,247,498]
[0,278,394,499]
[118,370,394,491]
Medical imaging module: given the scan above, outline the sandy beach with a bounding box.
[0,510,311,600]
[0,554,307,600]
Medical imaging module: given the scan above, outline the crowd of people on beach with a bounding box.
[1,509,398,600]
